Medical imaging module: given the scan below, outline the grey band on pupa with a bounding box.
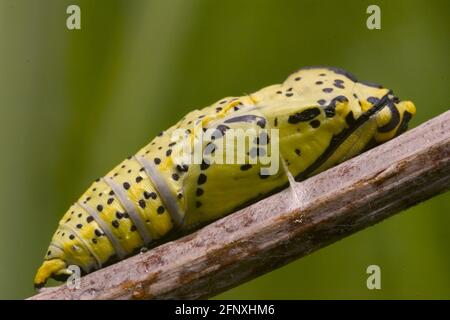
[77,201,127,259]
[101,177,152,245]
[134,155,185,227]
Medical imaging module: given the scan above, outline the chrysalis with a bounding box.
[34,66,416,288]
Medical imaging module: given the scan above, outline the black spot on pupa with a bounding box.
[157,206,165,214]
[322,88,333,93]
[295,77,301,81]
[95,229,103,237]
[154,158,161,165]
[196,201,202,208]
[285,92,293,97]
[116,211,124,219]
[109,191,114,196]
[77,213,82,218]
[256,118,266,129]
[367,96,380,105]
[123,182,130,190]
[310,120,321,128]
[196,188,204,196]
[112,220,119,228]
[107,198,114,205]
[96,205,103,212]
[200,160,210,170]
[168,142,176,147]
[69,234,75,240]
[288,108,321,124]
[144,191,157,200]
[86,216,94,223]
[274,117,278,127]
[333,80,345,89]
[92,239,98,244]
[166,149,172,157]
[315,81,323,85]
[295,149,301,156]
[197,174,207,185]
[240,164,252,171]
[276,91,282,94]
[176,164,189,172]
[331,95,348,105]
[135,176,143,183]
[317,99,326,106]
[130,225,137,232]
[172,173,179,181]
[212,125,230,139]
[138,199,146,209]
[76,224,82,229]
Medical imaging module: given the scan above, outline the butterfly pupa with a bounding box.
[34,66,416,288]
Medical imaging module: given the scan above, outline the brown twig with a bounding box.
[30,111,450,300]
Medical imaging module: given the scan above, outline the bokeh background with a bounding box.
[0,0,449,299]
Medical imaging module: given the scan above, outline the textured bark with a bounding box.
[30,110,450,300]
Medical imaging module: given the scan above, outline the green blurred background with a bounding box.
[0,0,449,299]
